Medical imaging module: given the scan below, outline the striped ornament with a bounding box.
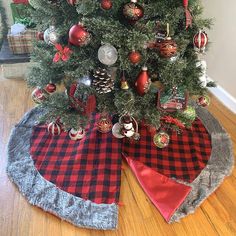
[47,122,61,136]
[69,128,86,141]
[193,30,208,52]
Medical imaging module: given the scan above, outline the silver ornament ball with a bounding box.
[44,26,59,45]
[98,44,118,66]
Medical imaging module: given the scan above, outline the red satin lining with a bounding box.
[124,155,192,221]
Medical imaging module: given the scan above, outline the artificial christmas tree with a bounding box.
[26,0,213,134]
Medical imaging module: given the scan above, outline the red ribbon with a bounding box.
[183,0,192,29]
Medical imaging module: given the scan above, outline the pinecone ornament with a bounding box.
[92,68,115,94]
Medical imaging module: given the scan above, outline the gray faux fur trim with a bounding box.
[6,108,118,230]
[170,106,234,223]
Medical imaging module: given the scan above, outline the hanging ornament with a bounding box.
[128,50,141,64]
[68,82,96,115]
[69,128,86,140]
[197,95,210,107]
[183,0,192,29]
[182,106,196,121]
[193,30,208,53]
[161,116,186,129]
[45,83,56,93]
[92,68,115,94]
[37,32,44,41]
[101,0,112,10]
[79,76,92,87]
[98,44,118,66]
[158,23,177,58]
[119,115,140,140]
[153,131,170,148]
[31,87,49,104]
[69,23,91,47]
[123,0,144,24]
[112,123,125,139]
[47,122,62,136]
[135,66,151,96]
[67,0,77,5]
[97,114,113,133]
[157,87,188,112]
[44,26,59,45]
[120,71,129,90]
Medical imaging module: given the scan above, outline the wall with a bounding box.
[202,0,236,99]
[1,0,13,26]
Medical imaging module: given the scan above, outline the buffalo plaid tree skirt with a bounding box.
[7,107,234,230]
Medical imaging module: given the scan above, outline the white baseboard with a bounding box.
[208,81,236,114]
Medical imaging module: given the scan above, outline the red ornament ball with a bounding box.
[135,66,151,96]
[159,38,177,58]
[193,30,208,52]
[101,0,112,10]
[123,0,144,24]
[128,50,141,64]
[67,0,76,5]
[69,23,91,47]
[47,122,62,136]
[31,88,49,104]
[37,32,44,41]
[197,95,210,107]
[45,83,56,93]
[97,114,113,133]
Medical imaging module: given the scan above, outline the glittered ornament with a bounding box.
[97,114,113,133]
[123,0,144,24]
[98,44,118,66]
[159,37,177,58]
[128,50,141,64]
[135,66,151,96]
[153,131,170,148]
[182,106,196,121]
[44,26,59,45]
[45,83,56,93]
[120,72,129,90]
[69,128,86,140]
[193,30,208,53]
[31,87,49,104]
[197,95,210,107]
[69,23,90,47]
[47,122,62,136]
[101,0,112,10]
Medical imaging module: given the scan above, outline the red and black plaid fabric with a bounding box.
[30,115,212,204]
[122,118,212,182]
[30,114,122,204]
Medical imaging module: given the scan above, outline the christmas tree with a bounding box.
[27,0,213,141]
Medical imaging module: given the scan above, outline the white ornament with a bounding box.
[79,76,92,87]
[98,44,118,66]
[69,128,86,141]
[112,123,125,139]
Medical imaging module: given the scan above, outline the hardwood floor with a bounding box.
[0,77,235,236]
